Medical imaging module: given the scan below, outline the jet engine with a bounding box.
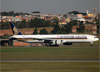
[50,40,63,46]
[63,42,72,45]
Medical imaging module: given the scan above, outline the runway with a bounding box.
[0,60,100,62]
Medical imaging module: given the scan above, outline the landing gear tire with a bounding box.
[90,42,93,47]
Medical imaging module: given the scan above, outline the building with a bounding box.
[88,13,94,18]
[31,11,42,19]
[14,16,22,22]
[72,26,78,32]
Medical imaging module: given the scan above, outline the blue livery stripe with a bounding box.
[9,23,22,35]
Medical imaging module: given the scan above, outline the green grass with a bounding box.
[0,46,100,72]
[0,61,99,72]
[0,46,99,60]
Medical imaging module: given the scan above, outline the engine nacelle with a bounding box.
[63,42,72,45]
[51,40,63,45]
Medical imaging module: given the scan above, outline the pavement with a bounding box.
[0,59,100,62]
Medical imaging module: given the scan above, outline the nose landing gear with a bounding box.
[90,42,93,47]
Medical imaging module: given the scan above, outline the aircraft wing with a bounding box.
[9,36,56,42]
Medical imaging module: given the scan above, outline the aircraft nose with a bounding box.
[96,38,99,41]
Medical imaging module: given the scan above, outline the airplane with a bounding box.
[9,22,99,46]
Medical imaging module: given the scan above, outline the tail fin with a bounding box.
[9,23,22,35]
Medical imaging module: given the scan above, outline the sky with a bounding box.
[0,0,99,14]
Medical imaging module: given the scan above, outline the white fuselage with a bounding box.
[10,34,99,43]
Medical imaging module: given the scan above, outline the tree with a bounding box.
[97,25,99,35]
[8,11,14,16]
[63,14,67,18]
[51,24,60,34]
[19,12,25,16]
[19,20,26,28]
[96,14,99,35]
[1,12,8,16]
[28,19,51,28]
[77,21,85,33]
[39,28,48,34]
[51,17,60,34]
[0,22,10,29]
[33,28,38,34]
[53,17,59,24]
[64,24,72,34]
[58,27,67,34]
[32,11,41,13]
[77,28,81,33]
[69,20,78,26]
[51,20,75,34]
[68,11,80,15]
[15,12,20,16]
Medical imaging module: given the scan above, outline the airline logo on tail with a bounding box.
[9,23,22,35]
[13,27,19,35]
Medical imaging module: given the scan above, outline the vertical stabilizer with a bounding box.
[9,23,22,35]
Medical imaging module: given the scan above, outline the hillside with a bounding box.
[0,27,53,36]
